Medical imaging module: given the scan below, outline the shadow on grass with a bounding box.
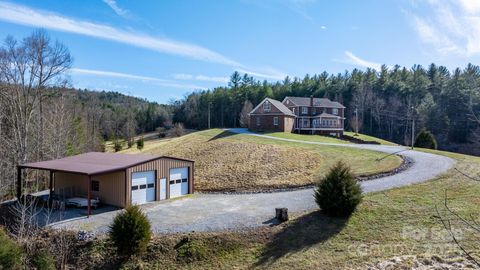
[255,210,349,267]
[207,130,239,142]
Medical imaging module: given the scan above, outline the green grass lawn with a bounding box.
[121,129,402,192]
[77,149,480,269]
[261,131,398,146]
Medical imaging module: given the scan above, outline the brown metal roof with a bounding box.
[282,96,346,108]
[19,152,193,176]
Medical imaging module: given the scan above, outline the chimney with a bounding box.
[310,95,314,107]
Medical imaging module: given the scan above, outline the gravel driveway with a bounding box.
[51,129,455,234]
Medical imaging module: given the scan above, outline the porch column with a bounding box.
[48,170,54,208]
[87,176,91,217]
[16,166,22,201]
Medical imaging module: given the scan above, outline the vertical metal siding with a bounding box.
[125,157,194,206]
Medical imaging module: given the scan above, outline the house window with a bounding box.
[303,119,309,127]
[263,101,271,112]
[273,117,279,126]
[332,108,338,115]
[91,180,99,192]
[302,107,308,114]
[312,108,316,115]
[256,117,261,126]
[292,108,295,114]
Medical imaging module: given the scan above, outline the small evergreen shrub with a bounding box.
[0,227,22,269]
[314,161,362,217]
[414,128,437,149]
[113,140,123,152]
[109,205,151,256]
[136,137,144,150]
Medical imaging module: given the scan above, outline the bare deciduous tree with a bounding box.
[239,100,253,128]
[0,29,72,199]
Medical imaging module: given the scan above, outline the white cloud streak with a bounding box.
[102,0,129,18]
[173,73,229,84]
[343,51,382,70]
[0,1,241,66]
[71,68,207,89]
[408,0,480,56]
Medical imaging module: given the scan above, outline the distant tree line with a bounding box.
[173,66,480,154]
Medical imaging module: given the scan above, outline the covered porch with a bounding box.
[17,153,131,216]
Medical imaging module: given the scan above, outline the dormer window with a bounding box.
[302,107,308,114]
[263,101,271,112]
[332,108,338,115]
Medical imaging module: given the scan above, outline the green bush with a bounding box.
[32,251,55,270]
[0,227,22,269]
[109,205,151,257]
[136,137,144,151]
[113,140,123,152]
[414,128,437,149]
[314,161,362,217]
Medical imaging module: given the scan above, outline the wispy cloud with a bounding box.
[102,0,130,18]
[343,51,382,70]
[173,73,229,84]
[0,1,241,66]
[407,0,480,56]
[237,68,286,80]
[71,68,207,89]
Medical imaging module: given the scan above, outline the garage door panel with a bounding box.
[169,167,189,198]
[131,171,155,205]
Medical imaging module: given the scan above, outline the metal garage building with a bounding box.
[17,152,194,215]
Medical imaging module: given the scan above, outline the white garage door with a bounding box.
[169,167,189,198]
[131,171,155,205]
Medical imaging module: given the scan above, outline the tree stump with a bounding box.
[275,208,288,222]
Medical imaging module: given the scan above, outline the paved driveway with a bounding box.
[51,129,455,234]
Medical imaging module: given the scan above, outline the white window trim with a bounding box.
[302,107,308,114]
[332,108,338,115]
[273,117,279,126]
[263,101,271,112]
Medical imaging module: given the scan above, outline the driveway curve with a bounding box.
[52,128,455,234]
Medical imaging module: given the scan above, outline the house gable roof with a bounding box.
[282,96,345,109]
[250,97,295,117]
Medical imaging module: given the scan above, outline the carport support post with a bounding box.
[48,170,53,208]
[87,176,91,217]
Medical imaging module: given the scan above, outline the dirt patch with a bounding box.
[156,139,323,192]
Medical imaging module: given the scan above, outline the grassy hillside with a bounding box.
[121,129,402,192]
[74,149,480,269]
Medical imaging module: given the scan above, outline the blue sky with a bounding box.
[0,0,479,103]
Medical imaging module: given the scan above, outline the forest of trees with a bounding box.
[2,29,480,199]
[173,66,480,155]
[0,30,171,198]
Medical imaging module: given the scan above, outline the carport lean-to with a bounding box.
[17,152,194,216]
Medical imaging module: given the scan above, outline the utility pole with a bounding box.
[354,108,359,135]
[208,102,211,129]
[411,106,415,150]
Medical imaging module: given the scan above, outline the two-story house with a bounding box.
[248,96,345,137]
